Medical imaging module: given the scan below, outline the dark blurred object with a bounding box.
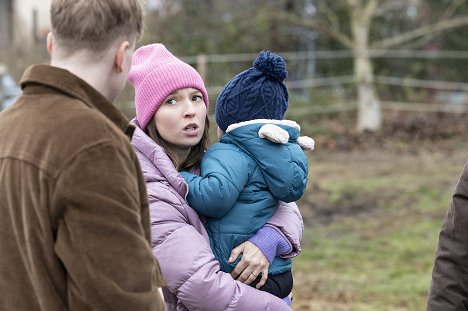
[0,64,21,111]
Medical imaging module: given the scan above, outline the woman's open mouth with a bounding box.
[183,123,200,136]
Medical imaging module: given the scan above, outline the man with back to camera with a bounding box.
[0,0,166,310]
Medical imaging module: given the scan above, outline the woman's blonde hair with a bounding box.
[50,0,144,53]
[147,117,210,171]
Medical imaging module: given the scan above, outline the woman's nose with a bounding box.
[183,101,196,117]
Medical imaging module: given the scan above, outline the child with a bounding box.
[180,51,315,299]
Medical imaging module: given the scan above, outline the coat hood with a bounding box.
[222,119,312,203]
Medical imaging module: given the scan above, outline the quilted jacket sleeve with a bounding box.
[180,148,251,218]
[427,161,468,310]
[147,181,291,311]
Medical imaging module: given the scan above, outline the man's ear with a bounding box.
[114,41,130,73]
[46,32,54,55]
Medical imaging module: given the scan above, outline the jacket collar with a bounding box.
[130,118,189,198]
[226,119,300,133]
[20,64,134,139]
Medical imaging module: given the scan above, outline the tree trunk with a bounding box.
[354,51,381,132]
[350,0,382,132]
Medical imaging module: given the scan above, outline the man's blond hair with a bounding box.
[50,0,144,52]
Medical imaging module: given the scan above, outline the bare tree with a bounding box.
[277,0,468,132]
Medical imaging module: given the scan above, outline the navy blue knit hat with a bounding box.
[215,51,289,132]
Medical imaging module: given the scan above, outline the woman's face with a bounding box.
[153,87,207,154]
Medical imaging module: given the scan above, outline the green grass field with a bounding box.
[291,146,467,310]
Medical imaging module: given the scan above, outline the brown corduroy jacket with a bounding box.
[427,160,468,311]
[0,65,165,311]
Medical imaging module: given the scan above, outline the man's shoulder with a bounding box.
[0,96,133,177]
[55,106,135,167]
[43,99,130,154]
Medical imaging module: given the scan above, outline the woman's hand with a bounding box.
[228,241,269,288]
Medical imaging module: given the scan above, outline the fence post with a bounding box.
[196,54,207,84]
[0,64,5,110]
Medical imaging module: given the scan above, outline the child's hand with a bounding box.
[229,241,269,288]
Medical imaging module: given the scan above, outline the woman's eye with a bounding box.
[193,95,203,102]
[166,98,177,105]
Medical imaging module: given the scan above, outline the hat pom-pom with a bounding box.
[253,51,287,82]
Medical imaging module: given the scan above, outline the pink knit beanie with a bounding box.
[128,43,209,130]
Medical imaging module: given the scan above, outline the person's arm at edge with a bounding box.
[426,161,468,310]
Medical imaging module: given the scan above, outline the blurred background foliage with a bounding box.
[138,0,468,131]
[4,0,468,120]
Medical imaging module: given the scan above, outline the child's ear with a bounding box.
[114,40,130,73]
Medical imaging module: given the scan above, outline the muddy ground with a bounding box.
[299,110,468,225]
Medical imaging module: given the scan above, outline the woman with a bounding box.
[128,43,304,311]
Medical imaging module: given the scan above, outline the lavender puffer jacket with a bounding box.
[131,119,303,311]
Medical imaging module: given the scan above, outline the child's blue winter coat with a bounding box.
[180,119,310,274]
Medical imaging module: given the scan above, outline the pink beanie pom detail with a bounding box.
[128,43,209,130]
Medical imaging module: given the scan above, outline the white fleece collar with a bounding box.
[225,119,315,150]
[225,119,300,133]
